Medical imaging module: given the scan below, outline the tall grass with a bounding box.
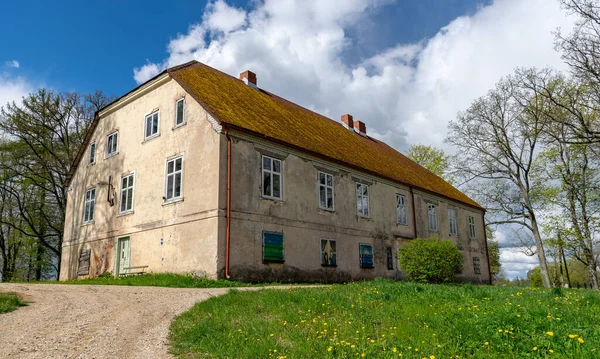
[169,279,600,358]
[0,292,27,314]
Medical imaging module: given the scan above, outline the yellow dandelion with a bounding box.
[568,334,577,339]
[430,356,435,359]
[578,338,584,343]
[361,354,365,358]
[484,342,489,346]
[533,347,538,351]
[546,332,554,336]
[549,350,554,353]
[393,348,397,353]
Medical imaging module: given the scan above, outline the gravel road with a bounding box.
[0,283,254,359]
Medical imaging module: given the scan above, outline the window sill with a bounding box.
[261,195,283,202]
[357,215,371,220]
[87,162,96,167]
[321,264,337,268]
[142,133,161,143]
[396,222,409,227]
[162,197,184,206]
[172,122,187,130]
[105,152,119,160]
[81,221,94,227]
[318,206,335,212]
[117,210,134,217]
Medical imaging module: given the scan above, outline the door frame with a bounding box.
[115,235,131,276]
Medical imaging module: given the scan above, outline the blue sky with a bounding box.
[1,0,487,97]
[0,0,576,279]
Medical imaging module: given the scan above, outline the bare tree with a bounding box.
[447,69,554,288]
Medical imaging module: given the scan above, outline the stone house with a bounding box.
[59,61,490,283]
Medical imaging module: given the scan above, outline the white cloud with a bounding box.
[5,60,20,68]
[500,247,539,279]
[204,0,246,33]
[133,62,161,84]
[0,76,32,110]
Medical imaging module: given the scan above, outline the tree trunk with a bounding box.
[531,215,552,288]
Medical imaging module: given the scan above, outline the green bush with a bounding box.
[398,237,463,283]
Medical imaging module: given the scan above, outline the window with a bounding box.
[396,194,407,225]
[175,98,185,126]
[428,203,438,231]
[263,232,284,262]
[165,156,183,201]
[318,172,334,210]
[89,143,96,164]
[386,247,394,270]
[473,257,481,275]
[83,188,96,223]
[469,216,477,238]
[106,131,118,157]
[359,243,374,268]
[448,208,457,235]
[262,155,282,200]
[120,173,135,213]
[321,239,336,266]
[356,183,370,217]
[145,111,159,139]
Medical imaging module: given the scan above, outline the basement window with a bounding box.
[175,98,185,127]
[428,203,438,231]
[263,232,284,263]
[359,243,374,268]
[83,188,96,223]
[165,156,183,201]
[262,155,282,200]
[145,111,160,140]
[386,246,394,270]
[356,183,370,217]
[469,215,477,238]
[473,257,481,275]
[448,208,457,235]
[318,171,334,210]
[321,239,336,266]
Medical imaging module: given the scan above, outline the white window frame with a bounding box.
[356,182,370,217]
[261,155,283,200]
[89,142,96,165]
[448,208,457,235]
[428,203,438,231]
[144,111,160,140]
[396,194,408,225]
[175,98,185,127]
[318,171,334,211]
[83,188,96,224]
[106,131,118,158]
[120,173,135,214]
[469,215,477,238]
[165,156,184,202]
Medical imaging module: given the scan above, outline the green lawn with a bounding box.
[59,273,273,288]
[0,292,27,314]
[169,280,600,358]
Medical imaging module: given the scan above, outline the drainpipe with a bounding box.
[482,214,492,285]
[409,186,417,239]
[225,127,232,279]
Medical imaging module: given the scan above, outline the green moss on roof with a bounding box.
[170,61,481,209]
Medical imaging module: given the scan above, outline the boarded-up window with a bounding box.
[263,232,284,263]
[321,239,336,266]
[473,257,481,275]
[359,243,374,268]
[386,247,394,270]
[77,249,91,277]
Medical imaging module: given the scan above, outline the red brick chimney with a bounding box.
[341,114,354,129]
[353,120,366,135]
[239,70,257,87]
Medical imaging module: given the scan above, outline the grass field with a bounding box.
[58,273,271,288]
[0,292,27,314]
[169,279,599,358]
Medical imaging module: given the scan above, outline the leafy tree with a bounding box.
[447,69,555,288]
[398,237,463,283]
[406,144,451,182]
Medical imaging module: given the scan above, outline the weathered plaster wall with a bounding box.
[224,133,489,283]
[60,78,222,280]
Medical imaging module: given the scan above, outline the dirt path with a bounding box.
[0,283,267,359]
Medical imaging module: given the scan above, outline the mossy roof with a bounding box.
[169,61,480,209]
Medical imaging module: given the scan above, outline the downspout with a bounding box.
[225,127,232,279]
[482,214,492,285]
[409,186,417,239]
